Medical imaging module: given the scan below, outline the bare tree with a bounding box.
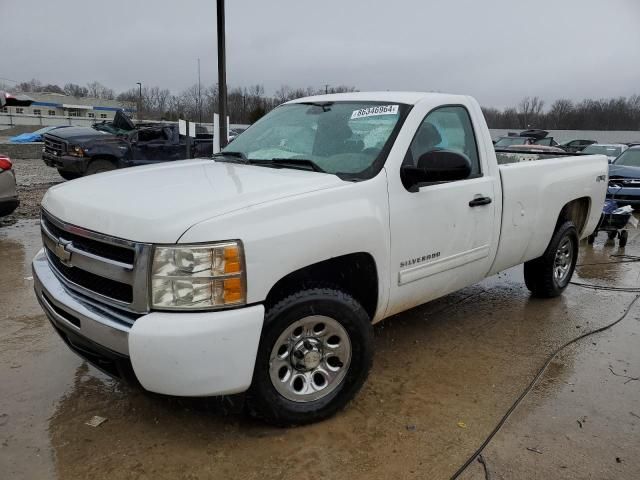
[548,99,573,129]
[86,81,115,100]
[10,75,638,129]
[16,78,42,92]
[64,83,88,97]
[517,96,545,128]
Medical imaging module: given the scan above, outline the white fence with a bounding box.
[0,113,103,130]
[0,112,248,135]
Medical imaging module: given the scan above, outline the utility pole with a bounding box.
[217,0,228,148]
[242,94,246,122]
[136,82,142,119]
[197,58,202,124]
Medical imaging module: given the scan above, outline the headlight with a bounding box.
[68,145,85,157]
[151,242,245,310]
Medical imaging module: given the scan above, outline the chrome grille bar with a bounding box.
[43,136,66,155]
[41,209,152,314]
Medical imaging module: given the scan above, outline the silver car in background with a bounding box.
[581,143,628,163]
[0,155,19,217]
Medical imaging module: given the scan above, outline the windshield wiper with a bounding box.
[212,151,248,163]
[255,158,327,173]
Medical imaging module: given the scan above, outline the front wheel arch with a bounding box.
[263,252,380,321]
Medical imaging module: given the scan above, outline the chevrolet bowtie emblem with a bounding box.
[54,238,73,266]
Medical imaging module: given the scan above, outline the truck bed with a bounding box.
[488,153,608,275]
[495,149,581,165]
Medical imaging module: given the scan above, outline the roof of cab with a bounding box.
[285,91,470,106]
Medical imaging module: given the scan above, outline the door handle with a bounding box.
[469,196,492,207]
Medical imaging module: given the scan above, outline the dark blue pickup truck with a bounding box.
[607,146,640,208]
[42,111,213,180]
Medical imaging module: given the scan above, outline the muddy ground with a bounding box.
[1,159,639,479]
[0,158,61,225]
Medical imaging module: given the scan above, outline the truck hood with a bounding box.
[42,160,345,243]
[609,164,640,179]
[46,127,117,143]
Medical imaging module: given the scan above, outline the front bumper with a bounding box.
[42,151,86,174]
[33,249,264,396]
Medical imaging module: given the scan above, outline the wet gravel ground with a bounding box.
[1,174,639,479]
[0,158,62,225]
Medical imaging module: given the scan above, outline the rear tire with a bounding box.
[524,221,578,298]
[57,170,81,181]
[85,159,116,175]
[246,288,373,426]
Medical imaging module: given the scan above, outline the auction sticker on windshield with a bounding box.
[351,105,399,120]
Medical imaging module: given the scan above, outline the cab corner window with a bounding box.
[404,106,481,186]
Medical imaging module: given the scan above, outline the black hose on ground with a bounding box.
[576,254,640,267]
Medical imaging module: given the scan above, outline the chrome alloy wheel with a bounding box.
[269,315,352,403]
[554,237,574,284]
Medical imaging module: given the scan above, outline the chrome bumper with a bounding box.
[32,248,131,356]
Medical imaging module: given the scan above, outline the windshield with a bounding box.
[583,145,623,157]
[219,101,409,179]
[495,137,531,147]
[613,149,640,167]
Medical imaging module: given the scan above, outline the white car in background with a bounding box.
[581,143,628,163]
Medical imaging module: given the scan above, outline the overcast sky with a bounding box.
[2,0,639,108]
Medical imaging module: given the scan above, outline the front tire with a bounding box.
[57,170,81,181]
[85,159,116,175]
[524,221,578,298]
[246,288,373,426]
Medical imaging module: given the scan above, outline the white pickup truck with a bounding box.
[33,92,608,425]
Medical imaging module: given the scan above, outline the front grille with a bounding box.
[47,248,133,303]
[44,135,66,155]
[42,214,134,265]
[41,210,151,313]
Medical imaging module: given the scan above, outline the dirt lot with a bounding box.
[1,160,639,479]
[1,157,62,224]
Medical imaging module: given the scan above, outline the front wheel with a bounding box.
[85,159,116,175]
[246,288,373,426]
[57,170,81,181]
[524,221,578,298]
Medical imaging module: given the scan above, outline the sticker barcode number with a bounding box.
[351,105,399,120]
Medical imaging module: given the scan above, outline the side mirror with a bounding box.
[401,150,472,191]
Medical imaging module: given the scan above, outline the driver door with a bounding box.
[386,105,498,316]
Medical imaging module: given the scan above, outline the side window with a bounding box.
[406,106,481,178]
